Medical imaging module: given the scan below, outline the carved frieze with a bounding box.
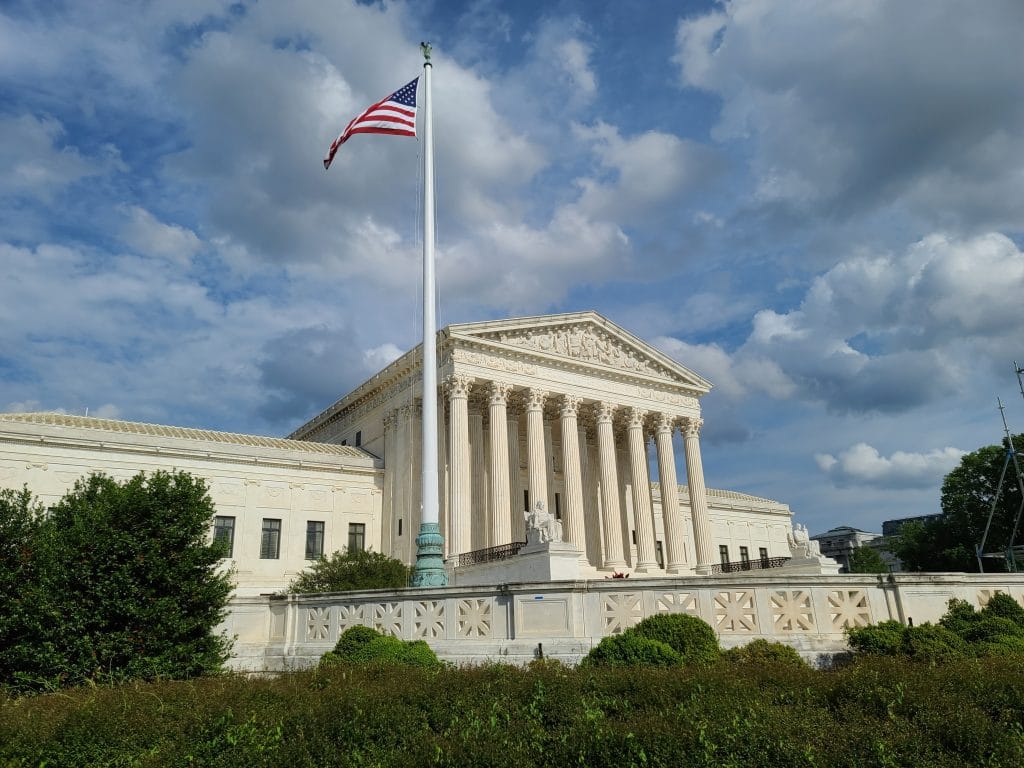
[489,325,666,377]
[453,349,538,375]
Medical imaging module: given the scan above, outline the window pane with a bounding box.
[260,518,281,559]
[305,521,325,560]
[719,544,729,565]
[740,546,750,563]
[348,522,366,553]
[759,547,769,563]
[213,516,235,558]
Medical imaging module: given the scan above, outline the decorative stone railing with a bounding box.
[220,572,1024,672]
[707,557,791,574]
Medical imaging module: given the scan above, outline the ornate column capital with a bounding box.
[444,374,473,399]
[682,416,704,438]
[383,409,399,430]
[525,387,548,411]
[487,380,513,406]
[559,393,582,417]
[625,406,647,429]
[654,412,675,435]
[593,401,617,424]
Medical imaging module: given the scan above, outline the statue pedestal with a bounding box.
[452,541,583,586]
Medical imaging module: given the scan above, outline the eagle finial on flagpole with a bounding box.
[421,41,432,63]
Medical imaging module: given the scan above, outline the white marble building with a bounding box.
[290,311,793,576]
[0,311,794,593]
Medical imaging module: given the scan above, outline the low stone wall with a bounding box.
[221,572,1024,671]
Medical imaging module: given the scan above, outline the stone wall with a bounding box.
[223,572,1024,671]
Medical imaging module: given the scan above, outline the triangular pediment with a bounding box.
[446,311,712,394]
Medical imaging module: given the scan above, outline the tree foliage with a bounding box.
[0,472,233,692]
[288,548,412,593]
[848,544,889,573]
[891,433,1024,572]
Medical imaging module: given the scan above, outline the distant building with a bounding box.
[882,514,941,538]
[810,526,884,572]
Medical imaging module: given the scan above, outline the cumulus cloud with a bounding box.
[674,0,1024,231]
[0,115,105,201]
[816,443,965,490]
[660,232,1024,414]
[119,206,203,264]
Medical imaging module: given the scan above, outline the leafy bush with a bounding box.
[900,623,967,661]
[288,548,412,593]
[632,613,720,666]
[0,472,232,693]
[581,632,681,668]
[847,620,907,655]
[723,639,807,667]
[983,592,1024,627]
[939,598,978,636]
[321,625,441,669]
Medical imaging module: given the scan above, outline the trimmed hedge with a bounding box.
[2,656,1024,766]
[583,613,721,668]
[722,638,808,667]
[321,625,442,670]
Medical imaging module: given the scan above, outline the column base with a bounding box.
[695,563,716,576]
[633,563,661,574]
[410,522,449,587]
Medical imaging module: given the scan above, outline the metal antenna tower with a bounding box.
[976,391,1024,572]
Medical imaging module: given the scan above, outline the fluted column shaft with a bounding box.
[469,410,486,550]
[627,408,658,571]
[487,382,512,545]
[525,388,549,514]
[507,405,524,541]
[654,414,687,573]
[559,395,586,551]
[445,375,472,556]
[595,402,627,569]
[683,416,715,573]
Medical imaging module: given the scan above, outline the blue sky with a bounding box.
[2,0,1024,535]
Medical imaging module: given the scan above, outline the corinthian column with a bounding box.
[626,408,658,572]
[654,414,687,573]
[559,394,585,552]
[595,402,627,569]
[507,402,524,541]
[524,388,549,515]
[445,374,472,556]
[683,416,715,574]
[487,382,512,545]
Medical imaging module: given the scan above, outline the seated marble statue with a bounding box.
[524,500,563,545]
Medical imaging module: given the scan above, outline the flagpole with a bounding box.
[411,41,448,587]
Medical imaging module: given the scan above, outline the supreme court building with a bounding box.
[290,311,793,578]
[0,311,793,593]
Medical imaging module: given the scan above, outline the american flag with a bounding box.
[323,78,419,170]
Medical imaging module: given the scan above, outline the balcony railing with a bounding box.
[449,541,527,568]
[707,556,791,575]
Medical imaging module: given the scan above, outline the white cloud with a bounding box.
[817,442,965,490]
[674,0,1024,230]
[0,115,104,201]
[119,207,203,264]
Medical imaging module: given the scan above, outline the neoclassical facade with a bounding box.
[291,312,793,576]
[0,311,793,592]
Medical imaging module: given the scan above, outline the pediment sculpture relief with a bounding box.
[491,325,665,376]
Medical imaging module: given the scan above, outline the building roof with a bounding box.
[0,412,370,459]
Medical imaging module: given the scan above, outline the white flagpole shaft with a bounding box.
[420,52,439,528]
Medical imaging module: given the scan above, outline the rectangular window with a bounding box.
[398,518,402,536]
[213,516,235,558]
[759,547,769,565]
[524,489,529,513]
[305,521,325,560]
[554,492,561,520]
[631,529,637,545]
[260,518,281,559]
[348,522,366,553]
[655,541,664,569]
[719,544,729,565]
[740,546,750,569]
[355,431,362,447]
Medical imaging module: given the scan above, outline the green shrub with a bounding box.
[846,619,906,655]
[982,592,1024,628]
[332,625,382,661]
[900,623,968,661]
[322,625,441,669]
[288,549,412,593]
[723,639,807,667]
[631,613,720,666]
[939,598,978,637]
[581,632,682,668]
